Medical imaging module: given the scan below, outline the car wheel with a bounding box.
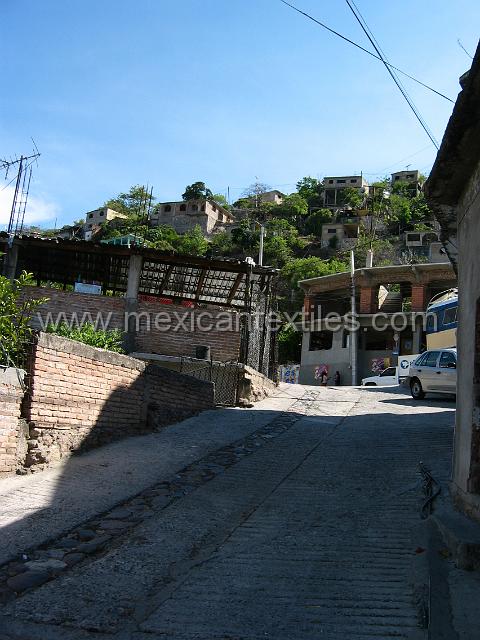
[410,378,425,400]
[365,382,376,386]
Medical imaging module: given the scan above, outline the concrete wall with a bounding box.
[0,368,26,474]
[299,327,395,385]
[299,329,351,385]
[452,160,480,513]
[22,333,215,470]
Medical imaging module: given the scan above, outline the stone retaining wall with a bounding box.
[0,368,26,474]
[237,365,278,406]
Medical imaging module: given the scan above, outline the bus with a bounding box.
[426,288,458,349]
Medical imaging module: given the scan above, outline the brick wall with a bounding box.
[0,369,26,474]
[359,286,378,314]
[145,365,215,430]
[22,287,242,362]
[411,284,427,312]
[22,333,215,470]
[135,299,241,361]
[21,286,125,331]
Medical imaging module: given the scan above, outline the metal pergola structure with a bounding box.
[0,234,277,312]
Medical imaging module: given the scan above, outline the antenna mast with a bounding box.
[1,146,41,241]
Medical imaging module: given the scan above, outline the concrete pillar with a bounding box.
[124,254,143,353]
[411,284,427,312]
[2,244,19,280]
[412,325,422,354]
[126,254,143,300]
[359,286,377,314]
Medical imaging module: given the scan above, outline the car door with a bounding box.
[437,351,457,392]
[379,367,397,385]
[418,351,441,390]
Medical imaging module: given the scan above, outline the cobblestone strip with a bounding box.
[0,393,315,604]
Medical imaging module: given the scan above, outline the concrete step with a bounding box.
[432,500,480,570]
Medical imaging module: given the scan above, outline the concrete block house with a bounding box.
[298,263,456,385]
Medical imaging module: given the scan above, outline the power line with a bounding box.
[344,0,439,149]
[363,145,434,175]
[279,0,454,104]
[457,39,473,60]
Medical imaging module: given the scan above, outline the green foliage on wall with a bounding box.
[45,322,125,353]
[0,272,48,368]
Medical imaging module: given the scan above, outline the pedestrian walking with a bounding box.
[320,369,328,387]
[334,371,341,386]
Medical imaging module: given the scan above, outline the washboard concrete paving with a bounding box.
[0,384,459,639]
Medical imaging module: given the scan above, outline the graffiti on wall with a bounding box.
[278,364,300,384]
[370,357,391,374]
[314,364,329,381]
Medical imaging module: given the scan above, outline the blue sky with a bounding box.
[1,0,479,228]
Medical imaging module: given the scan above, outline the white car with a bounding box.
[407,348,457,399]
[362,367,399,387]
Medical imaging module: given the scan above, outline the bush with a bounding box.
[0,271,47,368]
[278,324,302,364]
[45,322,125,353]
[175,225,209,256]
[210,231,234,256]
[305,209,333,236]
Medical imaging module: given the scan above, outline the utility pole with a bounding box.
[350,250,358,386]
[258,224,265,266]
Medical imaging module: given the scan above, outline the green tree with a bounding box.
[296,176,324,209]
[281,257,348,290]
[232,197,254,209]
[212,193,231,210]
[351,233,397,267]
[0,271,48,368]
[231,218,259,250]
[210,231,234,256]
[263,235,292,266]
[272,193,308,223]
[278,324,302,364]
[105,185,155,217]
[305,208,333,236]
[339,186,364,209]
[182,182,213,201]
[145,225,180,251]
[176,225,209,256]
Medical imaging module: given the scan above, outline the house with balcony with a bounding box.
[323,175,369,209]
[149,199,235,236]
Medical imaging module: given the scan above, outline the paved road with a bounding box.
[0,384,455,639]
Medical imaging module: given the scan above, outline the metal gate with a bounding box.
[180,357,241,406]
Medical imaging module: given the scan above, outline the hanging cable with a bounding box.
[279,0,453,104]
[344,0,439,149]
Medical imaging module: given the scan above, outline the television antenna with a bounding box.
[1,142,41,243]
